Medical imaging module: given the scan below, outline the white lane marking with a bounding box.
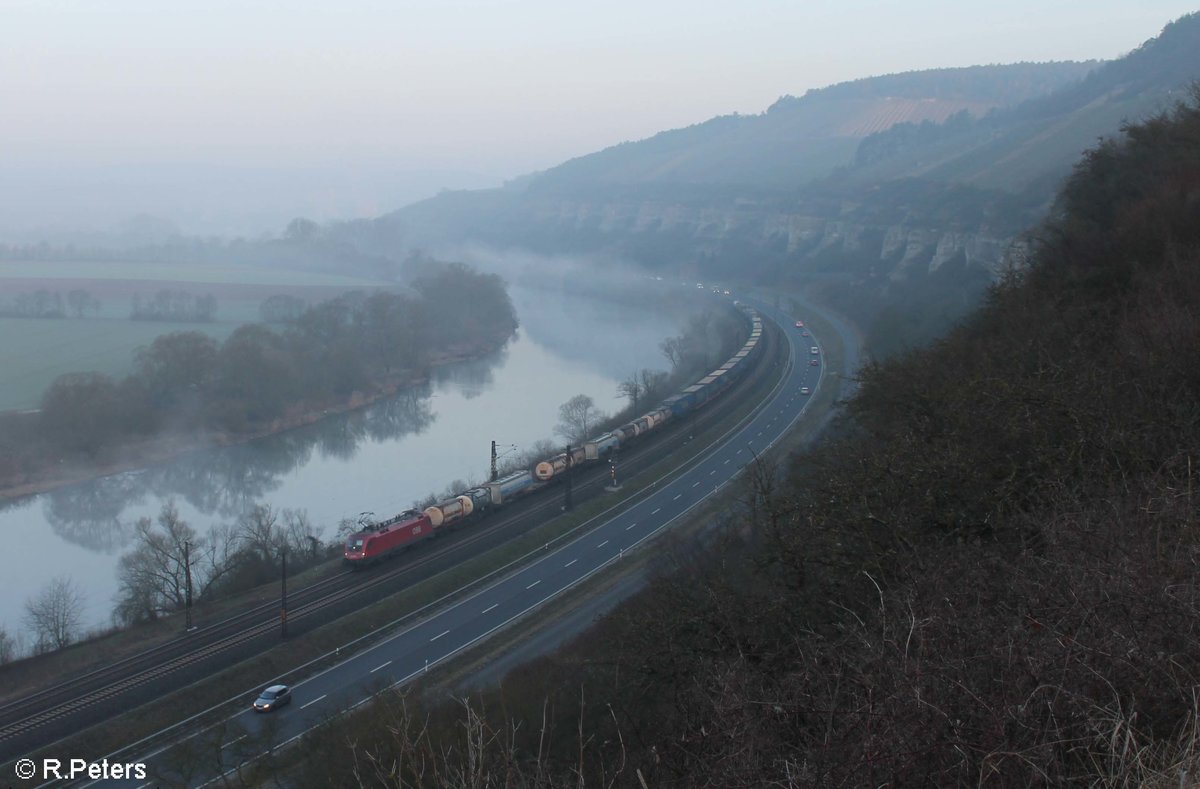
[564,558,577,568]
[710,470,716,475]
[626,523,636,530]
[222,734,248,749]
[724,459,730,464]
[736,449,743,454]
[692,481,700,488]
[482,603,499,614]
[598,539,609,548]
[301,694,327,709]
[527,579,541,590]
[673,493,682,501]
[651,508,661,515]
[370,660,392,673]
[430,629,450,642]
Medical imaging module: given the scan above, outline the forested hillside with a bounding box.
[295,90,1200,788]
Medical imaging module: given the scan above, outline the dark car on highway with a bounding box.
[252,684,292,712]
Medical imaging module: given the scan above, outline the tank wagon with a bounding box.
[344,307,766,567]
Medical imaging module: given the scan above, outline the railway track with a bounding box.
[0,319,783,760]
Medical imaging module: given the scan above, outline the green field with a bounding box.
[0,317,241,411]
[0,259,391,287]
[0,260,396,411]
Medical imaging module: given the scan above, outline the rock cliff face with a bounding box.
[523,195,1019,281]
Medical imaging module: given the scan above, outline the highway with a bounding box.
[72,295,841,788]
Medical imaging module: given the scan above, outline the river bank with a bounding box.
[0,334,512,502]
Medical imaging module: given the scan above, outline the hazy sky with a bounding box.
[1,1,1196,236]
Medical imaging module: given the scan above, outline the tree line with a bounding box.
[29,261,516,457]
[289,92,1200,787]
[130,289,217,322]
[0,287,224,322]
[0,288,101,318]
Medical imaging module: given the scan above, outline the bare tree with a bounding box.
[617,373,643,413]
[114,501,242,625]
[114,502,196,624]
[237,503,282,564]
[660,336,685,370]
[554,394,605,444]
[281,508,323,559]
[639,368,668,402]
[24,576,85,652]
[193,522,242,597]
[0,626,17,664]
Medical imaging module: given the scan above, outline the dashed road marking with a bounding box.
[482,603,498,614]
[526,580,541,590]
[370,660,392,674]
[301,695,327,710]
[222,734,248,750]
[564,558,577,568]
[430,629,450,642]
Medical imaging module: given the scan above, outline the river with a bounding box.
[0,284,686,645]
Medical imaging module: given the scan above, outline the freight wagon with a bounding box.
[344,305,766,568]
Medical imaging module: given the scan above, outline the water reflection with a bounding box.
[17,286,693,554]
[431,345,507,400]
[38,369,448,550]
[41,475,142,553]
[0,283,687,636]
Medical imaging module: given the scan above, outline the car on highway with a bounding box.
[800,386,810,395]
[810,359,820,366]
[794,321,804,328]
[801,331,809,337]
[252,684,292,712]
[810,346,820,355]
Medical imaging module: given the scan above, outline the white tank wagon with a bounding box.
[534,445,587,481]
[424,495,475,528]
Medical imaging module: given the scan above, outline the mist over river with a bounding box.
[0,285,684,642]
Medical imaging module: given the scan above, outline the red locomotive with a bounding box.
[343,510,433,567]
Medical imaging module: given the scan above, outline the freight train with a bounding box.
[343,307,764,567]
